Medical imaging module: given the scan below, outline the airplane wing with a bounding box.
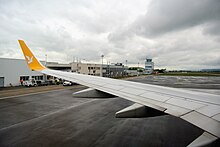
[18,40,220,146]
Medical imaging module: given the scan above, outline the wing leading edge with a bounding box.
[18,40,220,146]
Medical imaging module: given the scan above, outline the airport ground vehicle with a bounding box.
[63,81,72,86]
[55,79,61,85]
[36,80,48,86]
[23,79,50,87]
[23,79,37,87]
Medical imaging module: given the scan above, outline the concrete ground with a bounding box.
[0,76,219,147]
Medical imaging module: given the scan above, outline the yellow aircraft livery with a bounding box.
[18,40,45,71]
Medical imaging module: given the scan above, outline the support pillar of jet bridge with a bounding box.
[116,103,166,118]
[72,88,116,98]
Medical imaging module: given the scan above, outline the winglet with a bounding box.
[18,40,46,71]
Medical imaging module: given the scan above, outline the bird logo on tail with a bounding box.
[25,55,33,64]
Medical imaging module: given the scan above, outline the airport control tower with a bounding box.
[145,58,154,74]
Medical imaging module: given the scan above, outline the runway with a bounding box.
[0,76,219,147]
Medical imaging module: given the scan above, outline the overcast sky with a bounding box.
[0,0,220,70]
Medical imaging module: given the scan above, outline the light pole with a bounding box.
[101,55,104,65]
[101,55,104,77]
[45,54,47,66]
[107,61,111,77]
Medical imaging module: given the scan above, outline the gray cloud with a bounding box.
[203,20,220,37]
[135,0,220,37]
[109,0,220,40]
[0,0,219,70]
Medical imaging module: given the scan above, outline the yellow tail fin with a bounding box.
[18,40,45,71]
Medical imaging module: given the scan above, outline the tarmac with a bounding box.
[0,76,219,147]
[129,75,220,89]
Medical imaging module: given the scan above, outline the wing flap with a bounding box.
[213,114,220,121]
[187,132,218,147]
[196,105,220,117]
[181,111,220,138]
[164,105,191,116]
[140,92,171,102]
[166,98,206,110]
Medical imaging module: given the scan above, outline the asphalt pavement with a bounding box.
[0,76,219,147]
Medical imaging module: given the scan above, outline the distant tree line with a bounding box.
[154,69,166,73]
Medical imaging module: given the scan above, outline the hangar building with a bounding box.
[0,58,44,87]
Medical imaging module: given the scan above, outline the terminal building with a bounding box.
[0,58,127,87]
[48,62,127,77]
[144,58,154,74]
